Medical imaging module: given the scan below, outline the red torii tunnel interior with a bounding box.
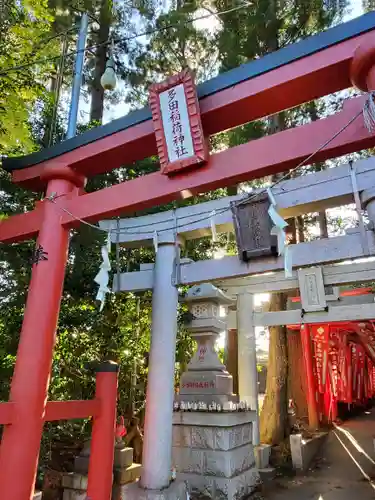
[289,289,375,430]
[2,11,375,500]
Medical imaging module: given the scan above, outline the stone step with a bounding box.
[258,467,276,483]
[63,490,87,500]
[62,472,88,491]
[114,463,143,485]
[114,446,134,468]
[254,444,272,469]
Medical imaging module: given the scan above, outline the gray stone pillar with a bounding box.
[141,232,181,490]
[237,293,260,446]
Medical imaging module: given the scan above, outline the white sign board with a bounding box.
[159,83,195,163]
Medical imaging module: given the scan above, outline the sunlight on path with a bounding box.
[263,408,375,500]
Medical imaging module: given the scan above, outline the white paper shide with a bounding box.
[159,83,194,163]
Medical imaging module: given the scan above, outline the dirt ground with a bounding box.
[259,408,375,500]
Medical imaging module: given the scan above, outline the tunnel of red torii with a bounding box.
[287,288,375,428]
[2,11,375,500]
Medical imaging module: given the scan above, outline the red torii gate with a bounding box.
[2,12,375,500]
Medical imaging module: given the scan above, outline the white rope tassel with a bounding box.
[284,246,293,278]
[363,91,375,134]
[267,188,291,276]
[210,210,217,242]
[153,230,158,253]
[94,232,111,311]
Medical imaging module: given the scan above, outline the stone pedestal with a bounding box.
[172,411,260,500]
[119,480,187,500]
[62,473,88,500]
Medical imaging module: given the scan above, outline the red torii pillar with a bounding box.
[300,325,319,430]
[0,166,85,498]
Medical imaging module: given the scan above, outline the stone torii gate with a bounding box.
[2,11,375,500]
[105,154,375,463]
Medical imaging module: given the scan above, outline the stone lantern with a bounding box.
[176,283,238,407]
[172,284,260,500]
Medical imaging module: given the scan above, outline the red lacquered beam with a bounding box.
[44,400,100,421]
[1,97,373,244]
[0,209,41,244]
[62,96,373,225]
[11,29,375,190]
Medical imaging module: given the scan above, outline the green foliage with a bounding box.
[125,0,217,106]
[0,0,55,153]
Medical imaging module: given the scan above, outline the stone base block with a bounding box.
[62,472,88,491]
[179,466,260,500]
[290,432,327,472]
[173,444,255,478]
[173,410,256,429]
[254,444,271,469]
[118,480,187,500]
[63,490,87,500]
[173,411,255,451]
[173,411,259,499]
[258,467,276,483]
[74,455,89,475]
[114,446,134,468]
[114,463,143,485]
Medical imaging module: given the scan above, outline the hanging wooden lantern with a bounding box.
[231,193,278,262]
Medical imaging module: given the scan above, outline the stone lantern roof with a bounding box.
[181,283,235,306]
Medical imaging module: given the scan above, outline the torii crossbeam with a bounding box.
[2,12,375,500]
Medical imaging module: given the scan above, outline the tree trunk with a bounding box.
[42,75,58,148]
[296,215,305,243]
[318,211,329,238]
[259,111,291,444]
[90,0,111,123]
[287,331,308,422]
[260,293,289,444]
[260,109,312,443]
[287,219,308,421]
